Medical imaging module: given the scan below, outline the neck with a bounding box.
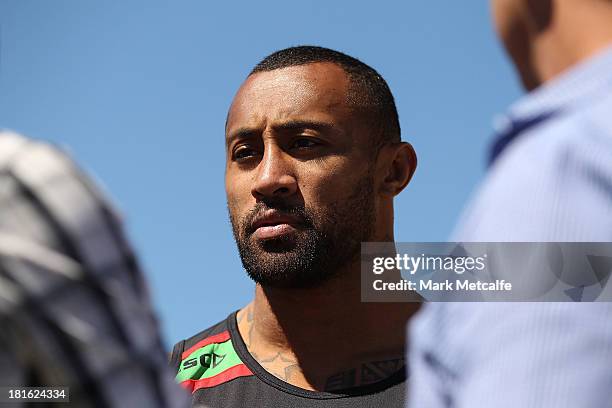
[529,1,612,88]
[236,249,419,391]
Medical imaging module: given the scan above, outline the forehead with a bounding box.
[226,62,351,134]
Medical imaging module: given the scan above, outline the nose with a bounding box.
[251,143,297,201]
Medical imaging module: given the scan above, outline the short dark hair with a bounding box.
[250,46,401,147]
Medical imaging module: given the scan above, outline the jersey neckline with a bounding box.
[226,310,407,400]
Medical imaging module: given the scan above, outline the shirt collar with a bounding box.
[490,44,612,165]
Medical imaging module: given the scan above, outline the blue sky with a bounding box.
[0,0,523,346]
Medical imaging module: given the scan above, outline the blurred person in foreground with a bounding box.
[0,131,189,407]
[169,46,419,407]
[408,0,612,407]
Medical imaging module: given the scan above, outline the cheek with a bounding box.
[492,0,518,33]
[226,174,253,219]
[493,0,528,42]
[296,158,365,208]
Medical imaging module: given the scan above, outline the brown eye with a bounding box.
[233,146,258,161]
[291,138,318,149]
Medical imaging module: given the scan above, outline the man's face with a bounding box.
[491,0,553,90]
[225,62,378,288]
[492,0,525,40]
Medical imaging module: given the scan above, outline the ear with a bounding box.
[377,142,417,197]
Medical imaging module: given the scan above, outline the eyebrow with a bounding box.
[272,120,335,133]
[225,128,257,148]
[225,120,336,147]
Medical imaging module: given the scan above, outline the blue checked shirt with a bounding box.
[407,46,612,408]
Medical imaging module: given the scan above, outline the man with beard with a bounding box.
[170,46,418,407]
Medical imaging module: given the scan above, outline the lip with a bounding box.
[251,211,302,240]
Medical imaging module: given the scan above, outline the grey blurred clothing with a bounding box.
[0,131,189,407]
[408,46,612,408]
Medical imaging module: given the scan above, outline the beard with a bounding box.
[229,173,376,289]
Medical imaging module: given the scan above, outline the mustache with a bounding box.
[243,200,314,235]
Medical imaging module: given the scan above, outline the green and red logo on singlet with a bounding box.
[176,331,253,392]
